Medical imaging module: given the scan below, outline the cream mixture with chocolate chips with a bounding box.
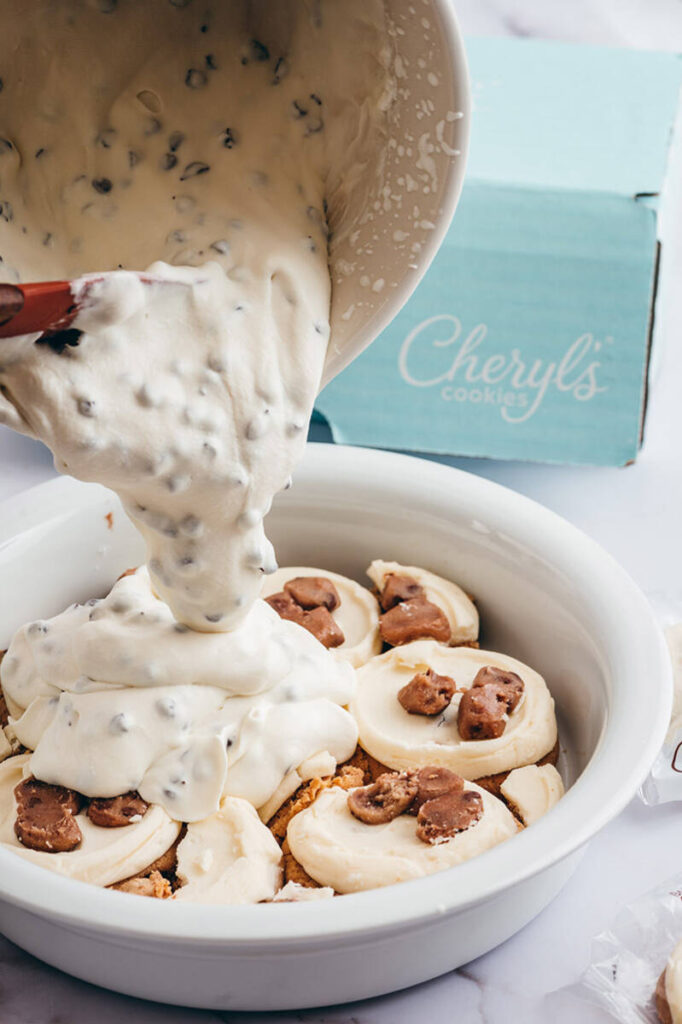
[0,0,394,632]
[0,0,391,836]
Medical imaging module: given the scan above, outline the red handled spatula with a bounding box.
[0,280,88,338]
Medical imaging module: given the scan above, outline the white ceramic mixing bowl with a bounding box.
[324,0,471,383]
[0,445,671,1010]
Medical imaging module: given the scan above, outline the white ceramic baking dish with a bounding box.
[0,444,672,1010]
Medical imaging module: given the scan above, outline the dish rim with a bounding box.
[0,444,672,945]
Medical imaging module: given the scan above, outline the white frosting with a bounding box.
[500,764,564,825]
[366,560,479,644]
[262,566,381,667]
[287,781,520,893]
[352,640,557,778]
[173,796,282,905]
[271,880,334,902]
[0,755,180,887]
[0,730,11,763]
[1,568,358,821]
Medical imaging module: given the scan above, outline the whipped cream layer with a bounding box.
[352,640,557,778]
[287,781,519,893]
[0,754,180,887]
[1,568,358,821]
[0,0,393,630]
[262,566,382,667]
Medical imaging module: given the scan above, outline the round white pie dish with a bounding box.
[0,444,672,1010]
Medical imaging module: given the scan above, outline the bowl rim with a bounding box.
[0,443,672,946]
[321,0,471,386]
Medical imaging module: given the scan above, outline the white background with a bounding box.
[1,2,682,1021]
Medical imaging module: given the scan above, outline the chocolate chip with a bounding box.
[416,789,483,844]
[95,128,116,148]
[348,771,418,825]
[379,597,451,646]
[185,68,208,89]
[471,665,524,712]
[35,147,46,159]
[292,100,308,119]
[180,161,210,180]
[220,128,237,149]
[161,152,178,171]
[35,328,82,354]
[204,54,217,70]
[310,93,322,106]
[0,78,3,94]
[272,57,289,85]
[284,576,340,611]
[14,777,83,853]
[92,177,113,194]
[168,131,185,152]
[77,398,95,417]
[397,668,457,716]
[87,791,149,828]
[0,201,14,222]
[249,39,270,62]
[380,573,425,611]
[410,767,464,815]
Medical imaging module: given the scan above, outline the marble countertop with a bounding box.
[1,1,682,1021]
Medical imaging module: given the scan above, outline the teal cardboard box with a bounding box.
[316,38,682,466]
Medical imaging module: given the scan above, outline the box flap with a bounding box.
[465,37,682,196]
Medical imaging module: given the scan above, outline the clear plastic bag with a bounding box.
[639,605,682,807]
[577,873,682,1023]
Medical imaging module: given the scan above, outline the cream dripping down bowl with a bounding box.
[0,444,671,1010]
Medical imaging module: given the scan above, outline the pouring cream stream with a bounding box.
[0,0,394,820]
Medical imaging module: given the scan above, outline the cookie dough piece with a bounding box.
[352,641,557,780]
[657,937,682,1024]
[287,780,518,893]
[112,870,172,899]
[0,755,180,886]
[173,797,282,904]
[500,764,564,825]
[267,761,365,842]
[367,560,478,646]
[258,750,338,824]
[262,567,381,667]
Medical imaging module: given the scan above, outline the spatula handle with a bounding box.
[0,281,76,338]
